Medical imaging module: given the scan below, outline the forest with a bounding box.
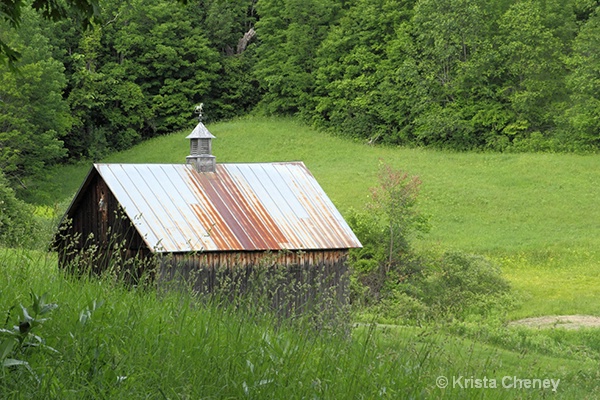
[2,0,600,195]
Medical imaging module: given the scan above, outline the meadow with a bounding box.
[9,116,600,398]
[33,116,600,318]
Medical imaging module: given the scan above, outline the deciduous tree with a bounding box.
[0,11,69,190]
[496,0,568,142]
[254,0,338,114]
[0,0,99,66]
[312,0,413,141]
[564,6,600,145]
[368,161,429,274]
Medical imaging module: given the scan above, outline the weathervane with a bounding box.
[194,103,204,122]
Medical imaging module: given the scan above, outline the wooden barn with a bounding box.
[55,118,362,305]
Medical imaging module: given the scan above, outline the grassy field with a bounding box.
[33,116,600,319]
[9,116,600,398]
[2,248,600,399]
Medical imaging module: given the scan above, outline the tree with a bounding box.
[564,6,600,146]
[35,0,260,160]
[209,49,261,120]
[0,0,100,66]
[495,0,568,142]
[0,169,37,247]
[49,0,225,158]
[101,0,220,134]
[63,22,153,159]
[0,10,69,190]
[347,161,429,304]
[312,0,414,141]
[203,0,261,119]
[367,161,429,275]
[203,0,258,55]
[400,0,500,149]
[253,0,339,114]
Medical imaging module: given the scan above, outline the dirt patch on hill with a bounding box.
[509,315,600,330]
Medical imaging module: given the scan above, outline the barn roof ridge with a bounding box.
[92,161,307,166]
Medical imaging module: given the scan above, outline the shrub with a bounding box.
[421,251,513,318]
[0,170,39,248]
[346,208,385,305]
[372,289,430,324]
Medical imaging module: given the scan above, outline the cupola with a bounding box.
[186,103,216,173]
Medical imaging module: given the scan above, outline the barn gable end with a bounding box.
[56,168,150,272]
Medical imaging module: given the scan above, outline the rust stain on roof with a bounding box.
[186,167,288,250]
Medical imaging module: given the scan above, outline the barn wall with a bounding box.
[162,249,348,269]
[158,249,350,315]
[56,173,150,273]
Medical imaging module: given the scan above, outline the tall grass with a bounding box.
[2,248,600,399]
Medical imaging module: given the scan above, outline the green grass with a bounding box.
[32,116,600,319]
[2,248,600,399]
[12,116,600,398]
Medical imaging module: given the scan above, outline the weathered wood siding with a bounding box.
[161,249,347,269]
[56,174,149,272]
[158,250,350,315]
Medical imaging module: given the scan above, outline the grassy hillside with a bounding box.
[35,116,600,318]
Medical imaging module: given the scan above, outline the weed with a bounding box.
[0,291,58,384]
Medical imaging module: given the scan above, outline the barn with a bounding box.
[55,118,362,306]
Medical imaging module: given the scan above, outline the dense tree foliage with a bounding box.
[2,0,259,177]
[2,0,600,195]
[305,0,582,150]
[0,0,99,66]
[253,0,339,115]
[50,0,259,159]
[251,0,600,152]
[0,10,69,188]
[565,6,600,147]
[313,0,413,140]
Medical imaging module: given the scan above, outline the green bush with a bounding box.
[421,251,514,318]
[0,171,39,248]
[346,208,385,305]
[347,179,515,322]
[354,251,515,324]
[372,289,430,324]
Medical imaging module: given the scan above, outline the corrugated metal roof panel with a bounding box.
[93,162,362,253]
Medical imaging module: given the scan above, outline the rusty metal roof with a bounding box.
[91,162,361,253]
